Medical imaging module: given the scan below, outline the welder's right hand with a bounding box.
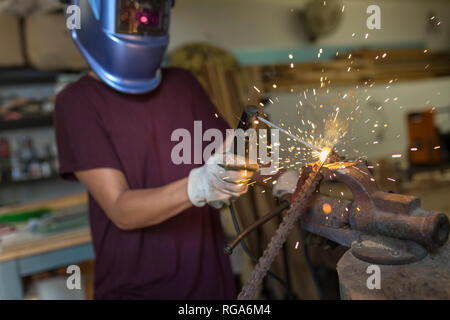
[187,153,253,209]
[272,170,300,198]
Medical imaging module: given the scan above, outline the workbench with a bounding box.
[0,194,94,300]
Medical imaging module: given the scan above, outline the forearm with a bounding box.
[75,154,253,231]
[112,177,192,230]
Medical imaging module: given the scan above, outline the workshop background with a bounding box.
[0,0,449,300]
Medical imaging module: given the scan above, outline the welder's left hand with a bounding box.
[272,170,300,198]
[187,153,254,209]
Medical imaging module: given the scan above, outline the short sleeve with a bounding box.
[54,88,123,181]
[184,70,230,132]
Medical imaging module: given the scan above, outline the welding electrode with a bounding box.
[256,116,322,152]
[219,106,322,172]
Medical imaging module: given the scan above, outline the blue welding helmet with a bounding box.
[70,0,174,94]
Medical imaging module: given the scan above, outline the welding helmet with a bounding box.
[70,0,174,94]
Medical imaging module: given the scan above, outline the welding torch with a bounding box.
[220,105,323,252]
[219,105,323,173]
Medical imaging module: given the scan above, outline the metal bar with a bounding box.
[224,200,290,255]
[238,161,324,300]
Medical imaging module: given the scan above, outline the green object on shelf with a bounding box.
[0,208,53,224]
[37,212,89,234]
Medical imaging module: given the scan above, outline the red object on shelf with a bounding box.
[0,225,16,237]
[407,110,441,165]
[2,111,23,121]
[0,138,10,158]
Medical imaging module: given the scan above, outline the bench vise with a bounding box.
[301,160,449,265]
[232,158,449,299]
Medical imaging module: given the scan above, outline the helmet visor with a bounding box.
[116,0,169,36]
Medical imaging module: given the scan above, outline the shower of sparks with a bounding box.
[248,77,408,177]
[238,25,441,205]
[256,116,322,151]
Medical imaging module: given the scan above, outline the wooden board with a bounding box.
[0,193,90,262]
[0,228,92,262]
[245,49,450,93]
[0,193,88,216]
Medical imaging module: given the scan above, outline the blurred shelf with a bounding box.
[0,114,53,132]
[0,227,92,263]
[0,193,87,215]
[0,175,60,188]
[0,67,84,87]
[0,68,60,86]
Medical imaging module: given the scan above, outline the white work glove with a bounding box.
[188,153,253,209]
[272,170,300,198]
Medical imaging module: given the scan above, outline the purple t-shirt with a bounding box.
[54,68,236,299]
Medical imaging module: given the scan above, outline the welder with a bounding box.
[55,0,298,299]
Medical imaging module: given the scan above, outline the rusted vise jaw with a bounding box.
[300,161,449,265]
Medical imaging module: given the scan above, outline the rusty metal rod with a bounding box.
[238,161,324,300]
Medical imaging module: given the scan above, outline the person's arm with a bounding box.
[75,168,192,230]
[75,153,252,231]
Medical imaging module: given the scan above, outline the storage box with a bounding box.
[24,12,88,70]
[0,13,26,67]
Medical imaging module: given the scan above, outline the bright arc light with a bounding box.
[319,147,332,163]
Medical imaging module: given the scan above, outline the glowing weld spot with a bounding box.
[322,203,332,214]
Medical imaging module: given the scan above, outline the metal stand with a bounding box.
[337,241,450,299]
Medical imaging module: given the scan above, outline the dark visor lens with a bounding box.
[116,0,168,36]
